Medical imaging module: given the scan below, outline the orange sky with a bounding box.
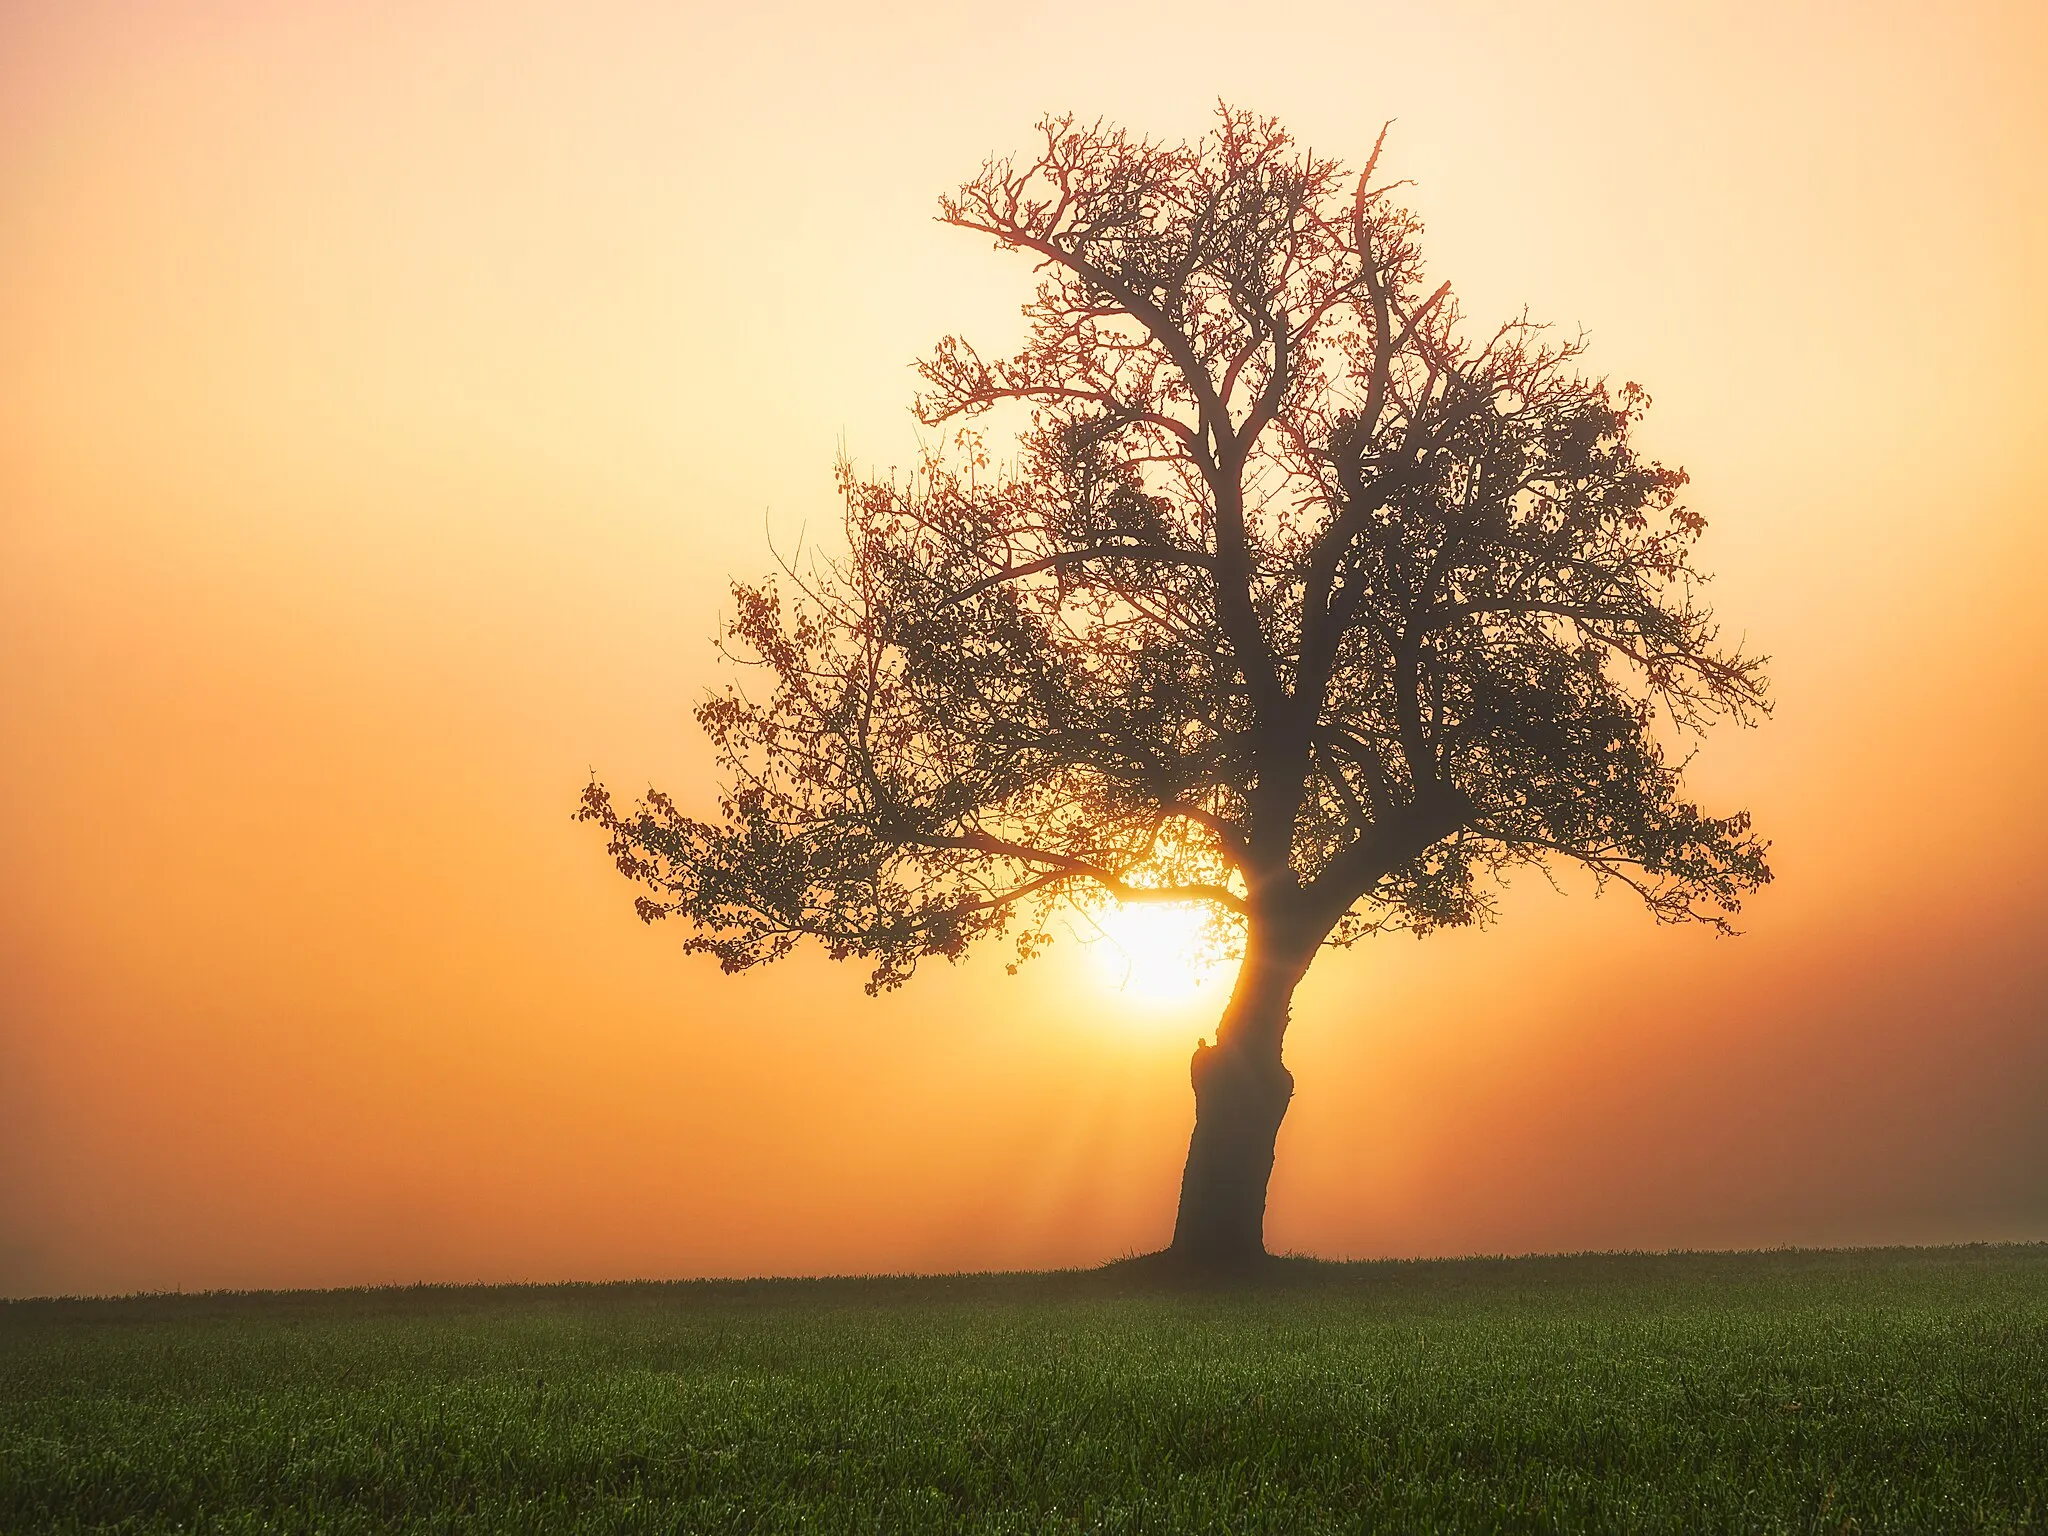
[3,0,2046,1297]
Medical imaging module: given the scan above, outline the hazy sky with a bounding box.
[3,0,2045,1297]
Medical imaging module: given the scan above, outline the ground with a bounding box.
[4,1245,2045,1533]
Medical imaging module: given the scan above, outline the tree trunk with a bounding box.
[1168,929,1313,1266]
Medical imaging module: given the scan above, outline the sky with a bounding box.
[2,0,2045,1298]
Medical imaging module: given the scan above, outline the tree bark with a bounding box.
[1168,927,1313,1266]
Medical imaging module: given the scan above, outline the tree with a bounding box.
[581,108,1770,1266]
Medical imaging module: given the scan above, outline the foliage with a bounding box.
[582,108,1770,990]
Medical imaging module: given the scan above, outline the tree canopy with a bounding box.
[582,107,1770,993]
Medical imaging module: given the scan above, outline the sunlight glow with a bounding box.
[1085,902,1226,1006]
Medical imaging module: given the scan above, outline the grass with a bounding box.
[4,1246,2046,1533]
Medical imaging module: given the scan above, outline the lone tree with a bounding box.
[582,109,1769,1266]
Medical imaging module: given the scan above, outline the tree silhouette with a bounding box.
[582,109,1770,1266]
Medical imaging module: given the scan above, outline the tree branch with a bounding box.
[937,544,1217,610]
[900,828,1249,915]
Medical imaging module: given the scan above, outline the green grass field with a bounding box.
[4,1246,2046,1533]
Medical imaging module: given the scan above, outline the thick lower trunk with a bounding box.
[1168,935,1311,1265]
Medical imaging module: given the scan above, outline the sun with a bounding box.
[1084,902,1226,1005]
